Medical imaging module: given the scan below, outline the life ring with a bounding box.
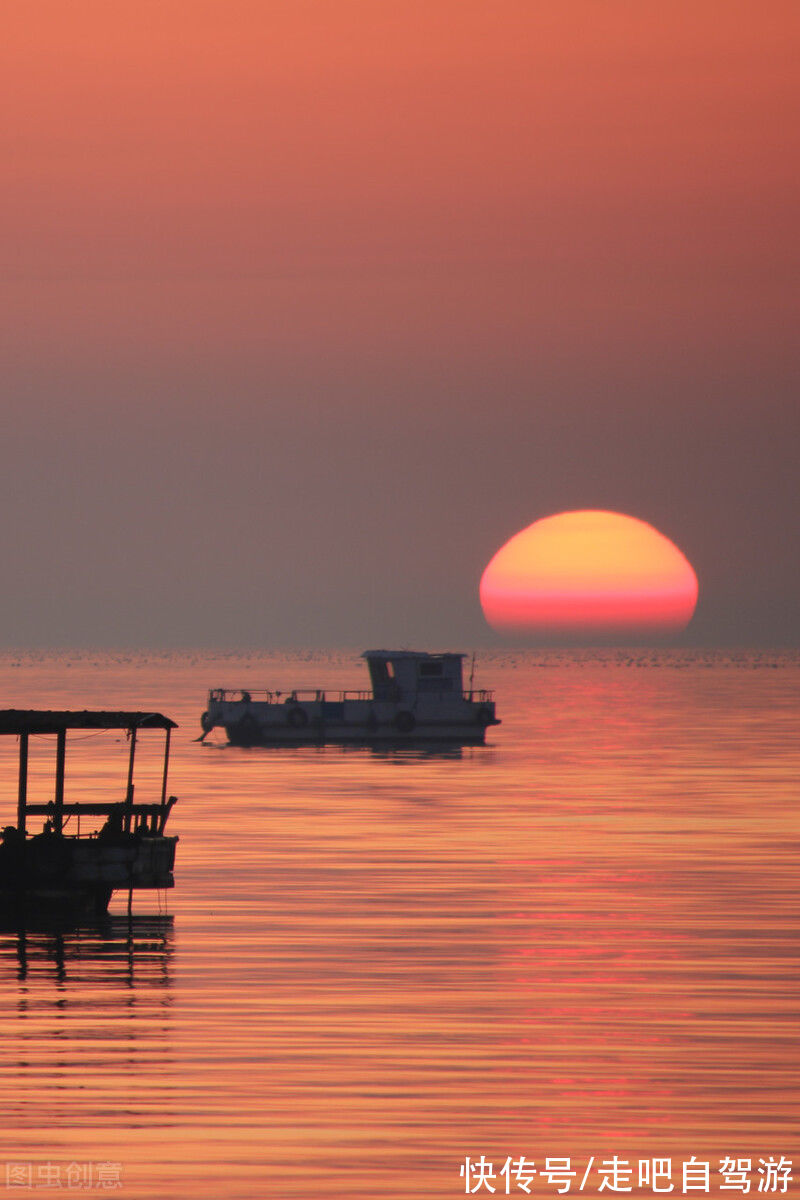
[394,710,416,734]
[200,710,213,734]
[287,706,309,730]
[475,705,493,727]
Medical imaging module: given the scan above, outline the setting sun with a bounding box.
[480,510,698,639]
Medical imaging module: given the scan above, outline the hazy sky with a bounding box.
[1,2,797,647]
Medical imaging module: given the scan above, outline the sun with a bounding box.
[480,510,698,640]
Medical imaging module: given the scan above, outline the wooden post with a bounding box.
[17,733,28,835]
[54,728,66,834]
[124,725,137,833]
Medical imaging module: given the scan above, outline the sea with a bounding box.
[0,649,796,1200]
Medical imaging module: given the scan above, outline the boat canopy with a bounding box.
[3,710,177,838]
[0,711,176,735]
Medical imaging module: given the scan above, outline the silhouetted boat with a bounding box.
[200,650,500,746]
[0,710,178,915]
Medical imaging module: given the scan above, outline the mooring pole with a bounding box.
[54,728,66,834]
[17,733,28,836]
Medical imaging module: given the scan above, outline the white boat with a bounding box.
[200,650,500,745]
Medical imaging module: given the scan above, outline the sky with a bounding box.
[0,1,797,647]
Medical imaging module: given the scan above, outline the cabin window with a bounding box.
[418,661,443,677]
[418,676,453,692]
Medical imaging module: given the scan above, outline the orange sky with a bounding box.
[1,5,795,398]
[0,2,797,644]
[3,4,796,296]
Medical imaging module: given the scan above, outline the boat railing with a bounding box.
[210,688,373,704]
[210,686,494,704]
[24,797,177,837]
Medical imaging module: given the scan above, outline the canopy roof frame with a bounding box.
[0,711,176,736]
[4,711,177,837]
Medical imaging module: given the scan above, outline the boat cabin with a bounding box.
[362,650,466,703]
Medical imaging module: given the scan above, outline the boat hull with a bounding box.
[0,835,178,912]
[212,698,499,746]
[225,726,490,746]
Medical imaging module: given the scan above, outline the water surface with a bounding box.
[0,650,796,1197]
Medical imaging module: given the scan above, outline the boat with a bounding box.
[200,650,500,746]
[0,710,178,915]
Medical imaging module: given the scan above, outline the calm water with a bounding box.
[0,650,796,1199]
